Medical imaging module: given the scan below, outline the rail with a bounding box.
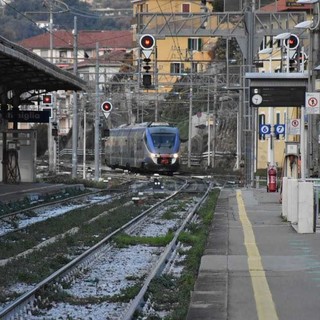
[123,181,211,319]
[59,148,95,156]
[0,180,188,319]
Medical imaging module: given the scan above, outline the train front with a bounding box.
[144,126,180,173]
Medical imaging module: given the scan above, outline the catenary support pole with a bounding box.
[72,16,78,178]
[94,42,100,181]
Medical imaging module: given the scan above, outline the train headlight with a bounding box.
[151,153,160,158]
[173,153,179,159]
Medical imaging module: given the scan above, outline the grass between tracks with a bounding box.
[0,186,220,318]
[134,188,221,320]
[0,194,167,303]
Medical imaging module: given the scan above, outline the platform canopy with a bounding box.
[0,35,87,99]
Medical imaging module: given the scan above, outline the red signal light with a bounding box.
[101,101,113,113]
[43,94,52,104]
[140,34,155,50]
[285,34,299,50]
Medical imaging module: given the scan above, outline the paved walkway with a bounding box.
[187,187,320,320]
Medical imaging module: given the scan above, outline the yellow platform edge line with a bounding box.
[236,190,279,320]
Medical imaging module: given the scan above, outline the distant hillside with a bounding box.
[0,0,132,42]
[0,0,278,42]
[95,0,131,9]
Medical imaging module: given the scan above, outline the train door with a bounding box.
[126,129,133,168]
[133,129,138,167]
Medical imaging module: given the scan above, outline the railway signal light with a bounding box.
[51,121,58,136]
[143,58,151,72]
[289,59,297,72]
[140,35,155,89]
[101,101,112,113]
[143,74,152,88]
[285,34,299,50]
[142,57,152,88]
[101,101,113,119]
[43,94,53,105]
[139,34,155,51]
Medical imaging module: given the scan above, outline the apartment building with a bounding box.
[132,0,215,91]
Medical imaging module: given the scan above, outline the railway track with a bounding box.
[0,172,146,238]
[0,177,213,319]
[0,187,130,238]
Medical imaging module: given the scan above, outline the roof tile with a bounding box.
[18,30,133,50]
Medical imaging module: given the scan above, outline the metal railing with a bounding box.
[59,149,95,156]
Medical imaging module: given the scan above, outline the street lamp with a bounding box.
[274,32,291,40]
[295,21,314,29]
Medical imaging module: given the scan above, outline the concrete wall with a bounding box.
[282,179,314,233]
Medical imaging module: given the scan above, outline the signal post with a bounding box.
[140,34,156,89]
[94,100,113,181]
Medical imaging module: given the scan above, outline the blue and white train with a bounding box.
[104,122,180,174]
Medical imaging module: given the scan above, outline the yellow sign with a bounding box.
[286,0,303,6]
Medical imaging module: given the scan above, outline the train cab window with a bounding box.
[152,134,175,147]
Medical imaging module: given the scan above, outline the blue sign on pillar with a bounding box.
[274,124,285,135]
[259,124,271,135]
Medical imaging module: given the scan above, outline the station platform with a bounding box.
[187,187,320,320]
[0,182,84,204]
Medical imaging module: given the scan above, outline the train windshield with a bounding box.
[151,133,176,148]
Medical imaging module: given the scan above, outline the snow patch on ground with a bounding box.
[0,196,110,236]
[1,194,192,319]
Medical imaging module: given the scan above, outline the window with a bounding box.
[170,62,185,75]
[191,62,198,73]
[137,3,148,13]
[151,133,175,148]
[259,36,273,51]
[59,50,68,63]
[259,114,266,140]
[188,38,202,51]
[41,49,49,60]
[182,3,190,12]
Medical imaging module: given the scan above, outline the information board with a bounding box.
[250,87,305,107]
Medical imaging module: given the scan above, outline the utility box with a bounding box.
[0,129,37,183]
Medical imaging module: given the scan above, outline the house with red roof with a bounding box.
[17,30,134,138]
[19,30,133,68]
[260,0,312,12]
